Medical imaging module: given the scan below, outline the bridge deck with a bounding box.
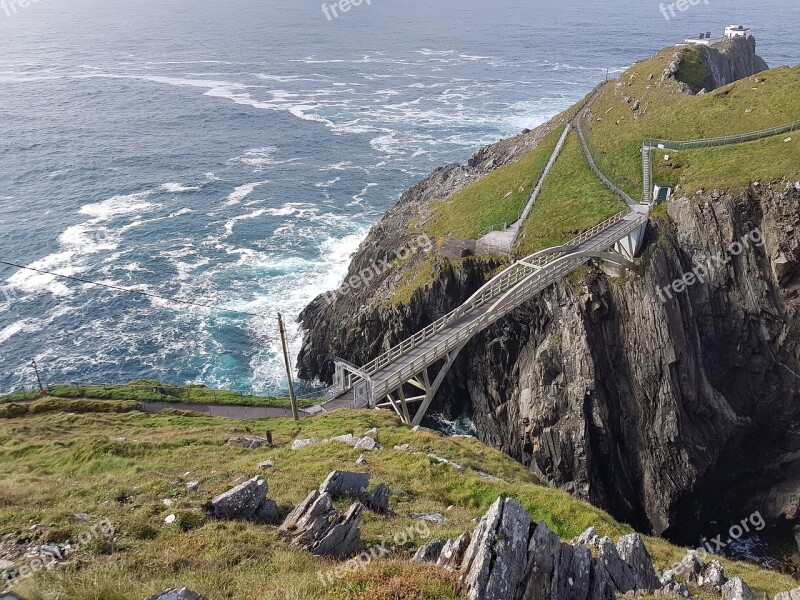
[325,210,646,411]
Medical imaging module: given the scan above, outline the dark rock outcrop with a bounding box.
[451,497,670,600]
[412,538,447,564]
[319,471,369,497]
[317,470,391,513]
[360,482,391,514]
[209,477,279,525]
[280,490,363,557]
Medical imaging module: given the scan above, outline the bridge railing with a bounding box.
[357,208,632,379]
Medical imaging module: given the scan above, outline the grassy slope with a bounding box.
[0,382,320,410]
[653,134,800,194]
[586,53,800,196]
[424,126,564,240]
[514,132,626,255]
[1,407,796,600]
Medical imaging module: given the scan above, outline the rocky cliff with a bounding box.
[704,36,770,90]
[675,36,769,93]
[297,44,800,556]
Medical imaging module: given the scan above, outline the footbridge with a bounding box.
[318,104,800,423]
[323,205,649,424]
[319,81,658,424]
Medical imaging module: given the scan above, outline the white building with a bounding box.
[725,25,751,39]
[682,25,752,46]
[683,32,722,46]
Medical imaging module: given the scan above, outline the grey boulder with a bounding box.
[280,490,363,557]
[437,532,471,571]
[776,588,800,600]
[226,436,262,449]
[616,533,661,591]
[319,470,370,497]
[721,577,756,600]
[412,538,447,563]
[145,589,209,600]
[210,476,279,524]
[360,482,391,514]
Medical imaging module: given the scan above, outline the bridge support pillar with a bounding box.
[614,205,649,259]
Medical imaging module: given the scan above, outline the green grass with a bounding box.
[653,134,800,194]
[0,382,319,409]
[424,126,564,239]
[514,132,627,255]
[674,45,710,92]
[585,54,798,197]
[0,408,795,600]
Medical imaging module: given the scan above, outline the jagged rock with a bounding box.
[319,471,370,497]
[327,433,355,445]
[364,428,378,437]
[697,560,727,591]
[394,443,412,451]
[210,476,279,524]
[356,454,367,465]
[291,438,316,450]
[438,531,471,570]
[0,592,27,600]
[572,526,599,546]
[474,469,500,482]
[410,512,448,523]
[460,497,532,599]
[354,436,378,451]
[186,480,200,491]
[775,588,800,600]
[721,577,755,600]
[457,497,616,600]
[227,436,262,449]
[656,571,690,598]
[280,490,362,557]
[412,538,447,563]
[674,551,703,581]
[360,482,391,514]
[595,536,638,593]
[258,460,274,469]
[145,589,209,600]
[616,534,660,591]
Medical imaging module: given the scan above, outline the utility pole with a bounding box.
[31,359,45,394]
[277,313,299,420]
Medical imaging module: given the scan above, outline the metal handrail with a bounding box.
[357,208,632,379]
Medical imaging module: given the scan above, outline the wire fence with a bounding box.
[647,119,800,151]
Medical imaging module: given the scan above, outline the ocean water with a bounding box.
[0,0,797,395]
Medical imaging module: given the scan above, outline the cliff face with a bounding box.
[297,119,564,382]
[297,45,797,548]
[442,184,800,544]
[688,36,769,92]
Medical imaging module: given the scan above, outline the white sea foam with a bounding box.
[161,182,200,193]
[224,181,270,206]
